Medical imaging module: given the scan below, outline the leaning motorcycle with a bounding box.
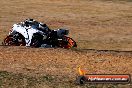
[2,21,77,49]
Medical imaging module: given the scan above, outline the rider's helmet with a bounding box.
[38,22,51,33]
[24,18,36,27]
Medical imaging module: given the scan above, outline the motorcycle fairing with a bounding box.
[10,24,41,46]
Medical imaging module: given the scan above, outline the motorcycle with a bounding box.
[2,19,77,49]
[46,29,77,48]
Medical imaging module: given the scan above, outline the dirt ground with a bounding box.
[0,46,132,87]
[0,0,132,87]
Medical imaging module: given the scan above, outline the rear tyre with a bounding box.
[59,36,77,49]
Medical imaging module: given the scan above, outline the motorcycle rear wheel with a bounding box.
[59,36,77,49]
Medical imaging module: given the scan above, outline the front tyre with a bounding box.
[2,33,26,46]
[2,35,14,45]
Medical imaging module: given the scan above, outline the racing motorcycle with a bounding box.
[2,19,77,49]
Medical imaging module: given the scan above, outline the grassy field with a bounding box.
[0,0,132,88]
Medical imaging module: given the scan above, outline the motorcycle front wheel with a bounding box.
[2,35,14,46]
[2,33,26,46]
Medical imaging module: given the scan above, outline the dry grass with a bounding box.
[0,0,132,87]
[0,46,132,88]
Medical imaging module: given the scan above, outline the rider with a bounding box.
[24,18,51,33]
[23,18,52,46]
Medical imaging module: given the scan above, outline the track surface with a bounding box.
[0,46,132,87]
[0,46,132,76]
